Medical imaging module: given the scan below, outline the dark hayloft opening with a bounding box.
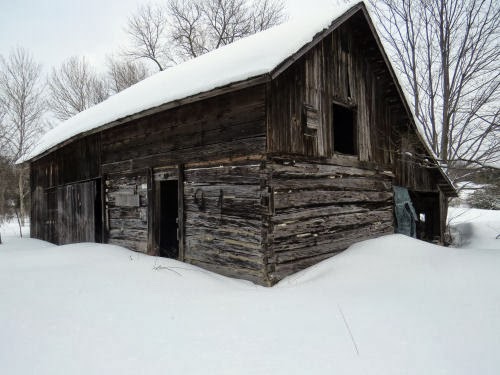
[333,103,357,155]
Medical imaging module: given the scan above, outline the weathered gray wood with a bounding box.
[274,190,392,210]
[271,221,394,253]
[271,209,393,240]
[106,172,149,253]
[178,165,185,261]
[271,177,392,192]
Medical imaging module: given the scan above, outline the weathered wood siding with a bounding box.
[183,162,268,285]
[105,172,149,253]
[30,181,99,245]
[56,181,98,244]
[267,12,438,193]
[99,83,268,282]
[30,135,101,189]
[30,135,101,243]
[263,160,394,282]
[100,85,266,174]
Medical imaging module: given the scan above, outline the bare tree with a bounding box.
[368,0,500,179]
[124,3,172,71]
[124,0,286,70]
[106,55,149,93]
[0,155,17,229]
[250,0,286,32]
[48,56,109,121]
[0,47,45,225]
[168,0,207,59]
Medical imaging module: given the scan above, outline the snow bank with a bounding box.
[0,220,30,239]
[1,233,499,375]
[21,1,362,162]
[448,207,500,250]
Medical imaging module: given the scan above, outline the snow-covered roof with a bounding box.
[22,1,364,162]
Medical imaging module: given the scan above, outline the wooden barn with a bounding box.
[25,2,456,286]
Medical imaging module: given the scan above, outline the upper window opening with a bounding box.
[332,103,357,155]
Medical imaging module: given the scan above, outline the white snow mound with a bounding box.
[1,232,499,375]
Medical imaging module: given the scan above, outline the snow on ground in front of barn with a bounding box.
[448,207,500,250]
[1,212,500,375]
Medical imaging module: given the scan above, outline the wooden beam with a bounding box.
[178,164,185,262]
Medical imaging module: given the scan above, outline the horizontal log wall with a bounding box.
[265,160,394,283]
[183,163,268,285]
[105,172,149,253]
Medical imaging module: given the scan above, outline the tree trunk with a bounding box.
[18,167,25,226]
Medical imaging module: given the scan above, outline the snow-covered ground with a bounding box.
[1,211,499,375]
[448,207,500,250]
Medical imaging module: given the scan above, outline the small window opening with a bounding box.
[332,103,357,155]
[302,103,319,138]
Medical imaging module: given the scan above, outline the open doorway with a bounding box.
[94,178,103,243]
[159,180,179,258]
[409,191,441,242]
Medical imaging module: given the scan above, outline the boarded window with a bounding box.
[303,104,320,132]
[332,103,357,155]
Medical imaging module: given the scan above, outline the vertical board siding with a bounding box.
[31,180,98,245]
[57,181,97,244]
[30,135,101,243]
[267,13,439,193]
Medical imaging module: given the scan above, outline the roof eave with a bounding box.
[27,73,271,163]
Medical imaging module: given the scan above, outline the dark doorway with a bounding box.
[409,191,441,242]
[159,180,179,258]
[333,103,357,155]
[94,178,103,243]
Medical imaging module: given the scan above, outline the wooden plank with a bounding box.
[100,136,266,174]
[271,176,392,192]
[106,171,149,253]
[274,190,393,210]
[178,164,185,261]
[184,164,262,185]
[271,209,393,241]
[269,161,392,178]
[271,221,394,254]
[271,203,371,223]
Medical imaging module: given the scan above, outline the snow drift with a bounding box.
[1,228,499,374]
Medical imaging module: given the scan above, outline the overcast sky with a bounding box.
[0,0,339,72]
